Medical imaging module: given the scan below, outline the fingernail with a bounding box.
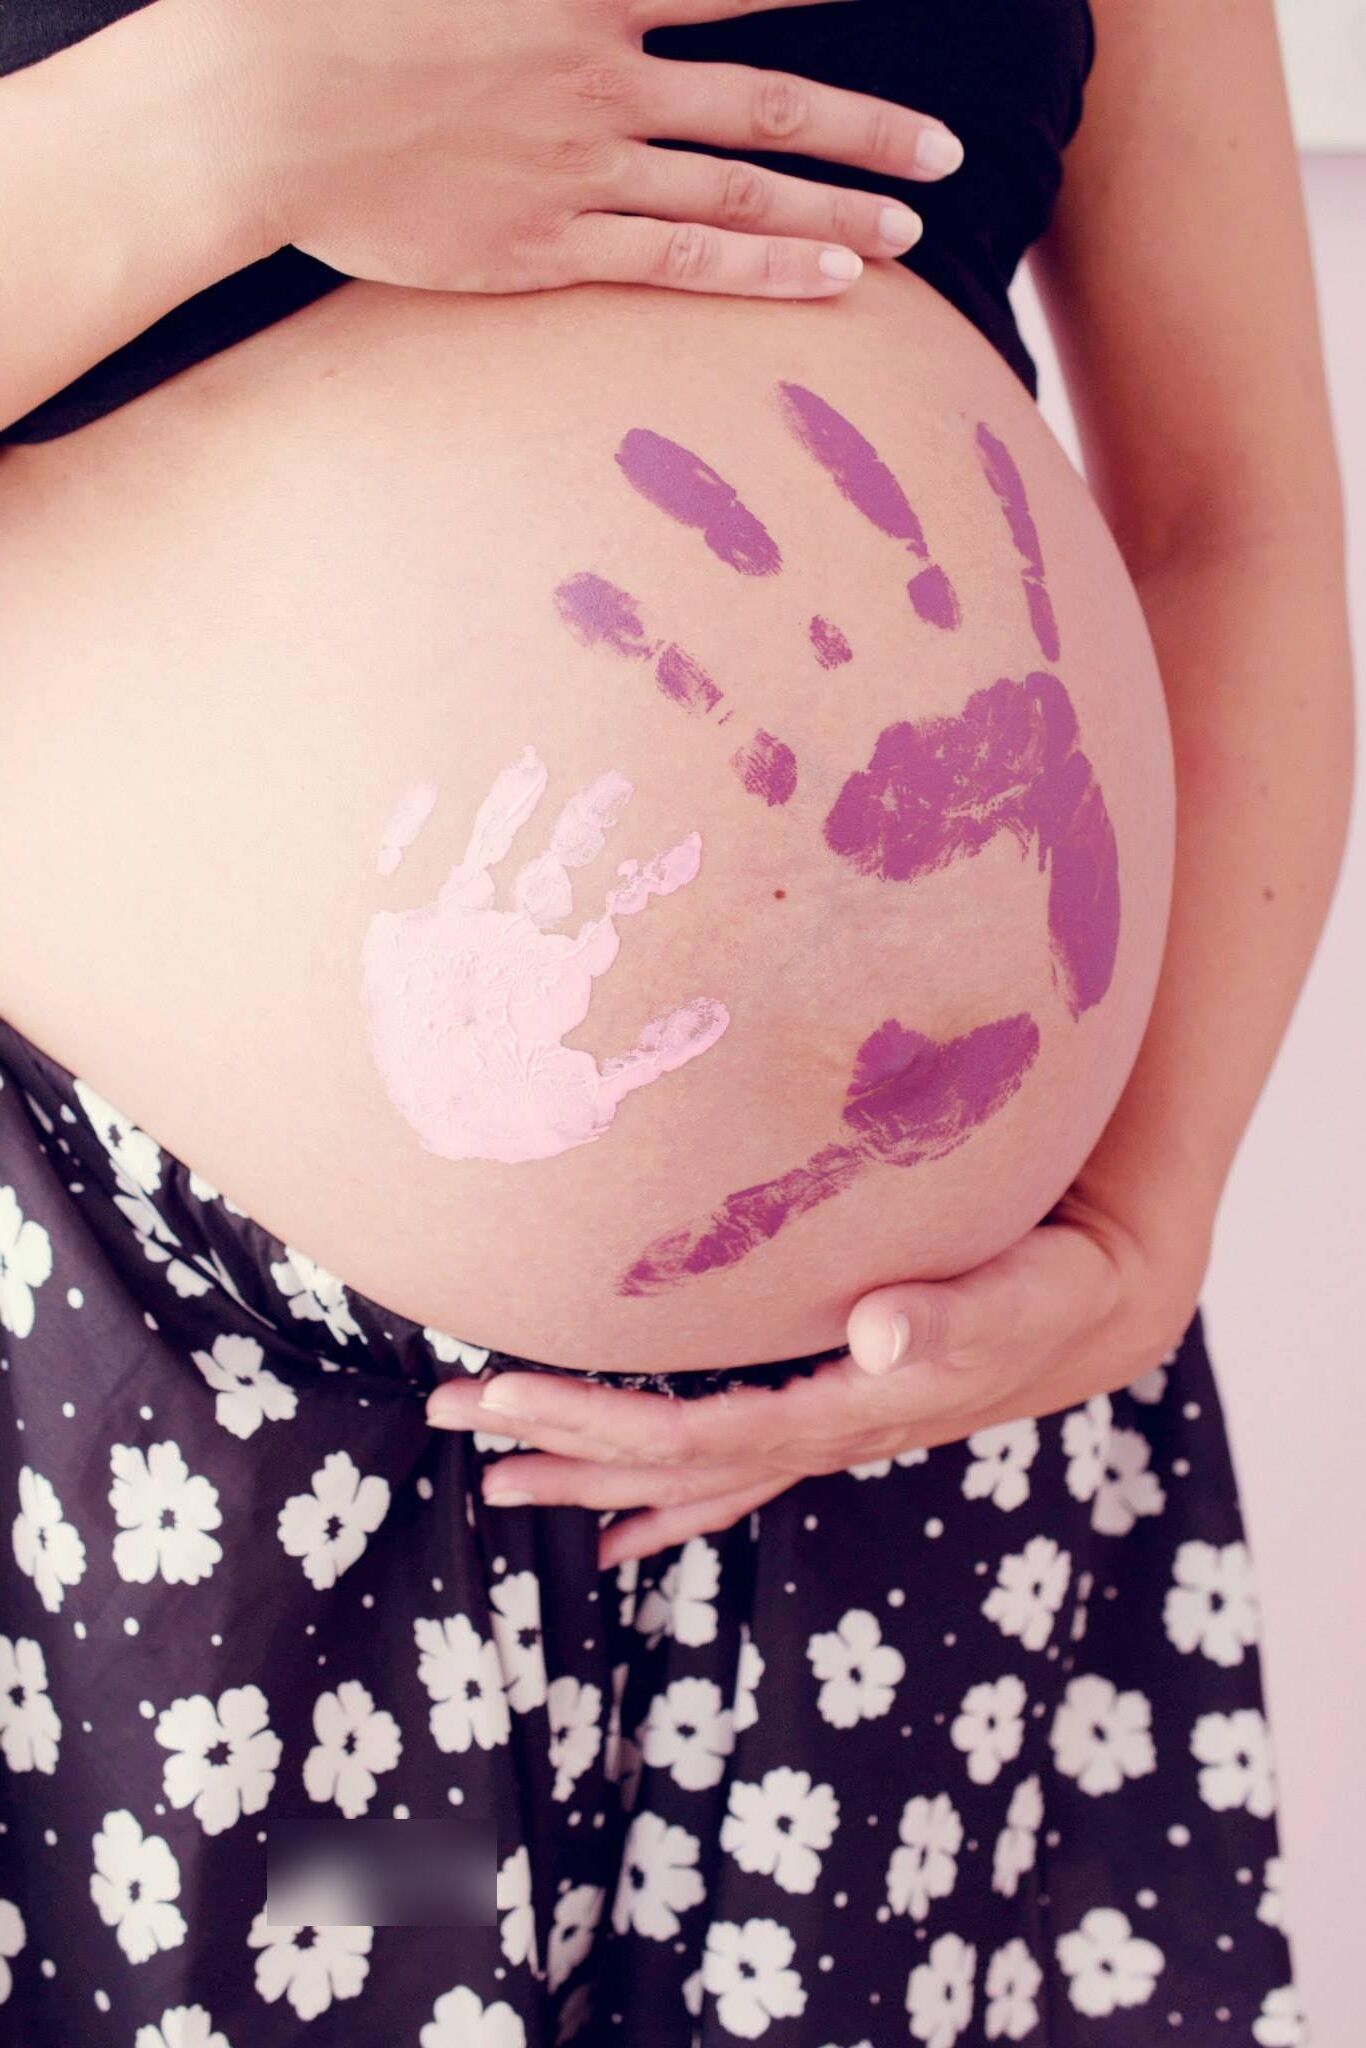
[863,1311,912,1376]
[818,247,863,282]
[914,126,964,176]
[878,203,922,249]
[484,1488,534,1508]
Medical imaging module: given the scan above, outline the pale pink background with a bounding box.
[1012,153,1365,2047]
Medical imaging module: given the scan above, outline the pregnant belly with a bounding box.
[0,264,1175,1371]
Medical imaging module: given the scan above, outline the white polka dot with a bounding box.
[875,1904,890,1923]
[1167,2014,1183,2028]
[925,1517,943,1538]
[60,1105,76,1123]
[432,1578,443,1594]
[803,1514,818,1531]
[15,1419,24,1431]
[123,1617,139,1636]
[305,1624,316,1637]
[1216,2008,1231,2023]
[492,1557,507,1575]
[81,1722,92,1734]
[43,1830,57,1848]
[1168,1823,1191,1847]
[66,1288,84,1309]
[784,1581,796,1594]
[139,1405,154,1421]
[583,1640,595,1653]
[73,1621,87,1641]
[94,1991,110,2012]
[818,1956,834,1972]
[154,1804,165,1817]
[834,1892,848,1909]
[61,1401,76,1419]
[416,1477,434,1501]
[1215,1935,1234,1952]
[1183,1402,1201,1420]
[143,1313,158,1332]
[1045,1830,1062,1849]
[448,1786,465,1806]
[1137,1887,1158,1909]
[886,1588,906,1607]
[393,1804,410,1820]
[1236,1867,1253,1884]
[210,1634,222,1648]
[138,1701,155,1720]
[69,1183,84,1196]
[943,1632,957,1647]
[40,1958,56,1979]
[1172,1458,1191,1477]
[362,1594,375,1610]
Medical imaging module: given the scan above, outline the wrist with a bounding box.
[157,0,283,281]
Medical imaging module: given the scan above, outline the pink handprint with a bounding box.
[361,747,729,1164]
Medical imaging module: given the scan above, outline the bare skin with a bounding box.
[422,0,1356,1566]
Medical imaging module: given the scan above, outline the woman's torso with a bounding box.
[0,0,1175,1372]
[0,262,1174,1371]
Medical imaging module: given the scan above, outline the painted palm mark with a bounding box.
[619,1012,1040,1296]
[362,749,729,1165]
[554,382,1118,1295]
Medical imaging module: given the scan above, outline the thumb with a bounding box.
[846,1279,978,1377]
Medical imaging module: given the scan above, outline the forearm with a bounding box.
[1081,523,1355,1234]
[0,0,268,435]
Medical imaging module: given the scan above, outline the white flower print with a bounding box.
[982,1536,1071,1652]
[1191,1707,1276,1818]
[547,1674,602,1803]
[90,1809,187,1965]
[12,1465,86,1614]
[415,1614,512,1754]
[612,1812,706,1941]
[961,1420,1038,1512]
[421,1984,527,2047]
[1164,1540,1260,1667]
[950,1676,1026,1786]
[906,1931,976,2048]
[733,1628,764,1733]
[303,1680,401,1819]
[0,1185,52,1339]
[641,1676,736,1791]
[0,1635,61,1775]
[423,1327,491,1373]
[156,1685,281,1836]
[498,1846,540,1975]
[547,1881,605,1994]
[134,2008,232,2048]
[1258,1855,1287,1930]
[247,1913,372,2022]
[991,1776,1043,1899]
[1062,1396,1166,1535]
[848,1446,929,1481]
[1253,1985,1308,2046]
[1049,1675,1156,1797]
[109,1441,222,1587]
[807,1609,905,1729]
[1056,1907,1164,2016]
[277,1450,390,1591]
[634,1537,721,1649]
[490,1569,548,1713]
[984,1938,1042,2042]
[721,1767,839,1896]
[73,1079,163,1193]
[187,1169,245,1216]
[192,1333,298,1440]
[886,1792,962,1921]
[702,1917,806,2039]
[269,1247,362,1347]
[110,1176,211,1299]
[0,1896,24,2007]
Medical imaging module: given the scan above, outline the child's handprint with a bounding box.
[361,747,729,1165]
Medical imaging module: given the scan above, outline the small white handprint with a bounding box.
[362,746,730,1164]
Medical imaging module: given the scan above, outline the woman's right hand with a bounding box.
[192,0,963,299]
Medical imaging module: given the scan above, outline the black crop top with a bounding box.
[0,0,1095,444]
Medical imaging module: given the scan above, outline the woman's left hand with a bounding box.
[425,1174,1214,1570]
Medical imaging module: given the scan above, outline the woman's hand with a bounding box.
[426,1171,1214,1570]
[193,0,962,298]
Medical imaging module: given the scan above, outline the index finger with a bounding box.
[640,58,964,183]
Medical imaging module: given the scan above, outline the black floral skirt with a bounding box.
[0,1013,1303,2046]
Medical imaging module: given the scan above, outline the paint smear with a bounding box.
[657,643,725,716]
[823,672,1120,1017]
[730,729,798,807]
[617,1008,1039,1294]
[553,572,656,660]
[975,422,1061,663]
[615,428,782,576]
[775,381,961,629]
[363,749,729,1164]
[809,616,853,669]
[376,781,437,877]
